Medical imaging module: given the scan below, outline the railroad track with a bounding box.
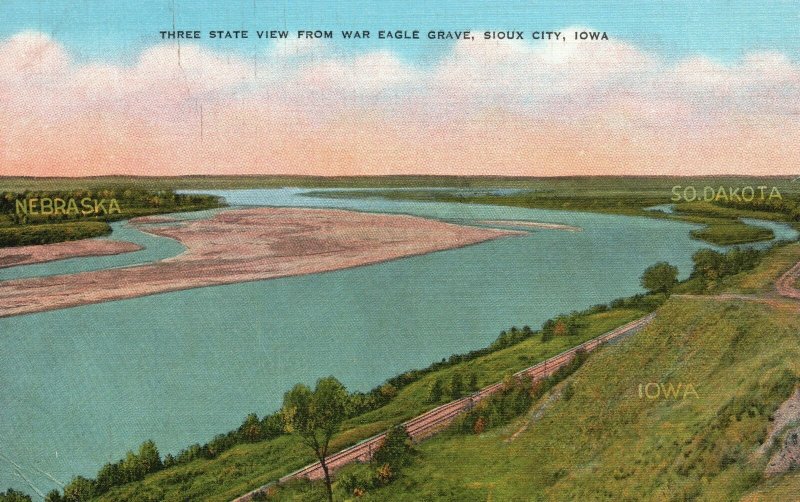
[233,312,656,501]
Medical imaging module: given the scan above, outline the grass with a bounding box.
[721,243,800,294]
[267,245,800,501]
[742,472,800,501]
[95,308,647,501]
[289,297,800,502]
[689,220,774,246]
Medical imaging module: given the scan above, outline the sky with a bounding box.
[0,0,799,177]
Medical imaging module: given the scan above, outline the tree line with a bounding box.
[714,194,800,221]
[0,188,222,247]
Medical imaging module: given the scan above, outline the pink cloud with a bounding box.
[0,30,798,177]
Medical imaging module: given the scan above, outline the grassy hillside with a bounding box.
[742,472,800,501]
[90,308,648,501]
[263,245,800,502]
[275,296,799,501]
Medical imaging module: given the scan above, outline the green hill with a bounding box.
[266,246,800,501]
[90,307,648,501]
[320,296,799,501]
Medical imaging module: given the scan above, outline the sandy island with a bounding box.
[0,240,143,269]
[0,208,521,318]
[480,220,583,232]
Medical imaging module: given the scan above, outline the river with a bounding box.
[0,189,796,495]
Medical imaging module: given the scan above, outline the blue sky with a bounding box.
[1,0,798,64]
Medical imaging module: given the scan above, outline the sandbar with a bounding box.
[0,208,521,318]
[480,220,583,232]
[0,240,142,269]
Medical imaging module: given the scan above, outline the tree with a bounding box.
[44,490,63,502]
[468,372,479,392]
[239,413,263,442]
[691,249,726,282]
[428,378,444,403]
[541,319,555,342]
[95,461,123,493]
[282,377,350,502]
[261,412,284,439]
[137,440,162,475]
[450,372,465,399]
[63,476,95,502]
[641,261,679,294]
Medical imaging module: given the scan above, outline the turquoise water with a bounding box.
[0,189,793,496]
[740,218,799,248]
[643,205,798,249]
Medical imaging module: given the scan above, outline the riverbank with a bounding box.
[0,207,521,318]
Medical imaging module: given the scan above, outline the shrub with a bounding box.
[0,222,111,247]
[691,247,764,284]
[373,426,414,470]
[338,463,377,497]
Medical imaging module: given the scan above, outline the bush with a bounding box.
[457,376,534,434]
[450,372,465,399]
[338,463,378,497]
[691,247,764,283]
[457,350,590,435]
[63,476,95,502]
[44,491,63,502]
[562,382,575,401]
[428,378,444,403]
[0,489,32,502]
[373,426,414,470]
[542,315,581,340]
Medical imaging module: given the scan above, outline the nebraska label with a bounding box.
[15,197,122,217]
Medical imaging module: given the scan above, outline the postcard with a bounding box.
[1,1,799,501]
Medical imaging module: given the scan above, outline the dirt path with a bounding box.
[673,258,800,309]
[775,260,800,300]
